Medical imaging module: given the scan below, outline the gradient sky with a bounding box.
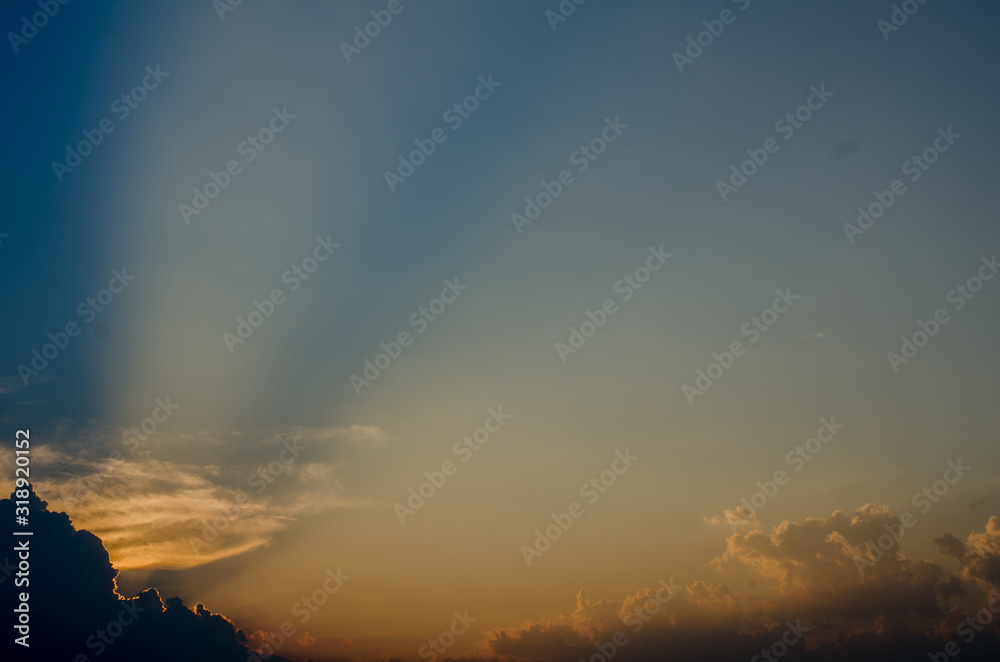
[3,1,1000,660]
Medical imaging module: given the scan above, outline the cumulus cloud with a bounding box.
[486,505,1000,662]
[329,424,392,447]
[713,504,958,620]
[937,516,1000,591]
[10,477,1000,662]
[705,506,760,531]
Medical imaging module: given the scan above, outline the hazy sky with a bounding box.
[3,1,1000,660]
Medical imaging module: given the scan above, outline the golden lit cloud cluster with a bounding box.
[485,506,1000,661]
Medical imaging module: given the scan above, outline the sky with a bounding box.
[2,1,1000,661]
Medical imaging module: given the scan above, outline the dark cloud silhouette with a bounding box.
[1,485,292,662]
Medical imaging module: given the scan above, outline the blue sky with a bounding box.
[3,1,1000,659]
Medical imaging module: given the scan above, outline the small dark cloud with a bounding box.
[970,494,993,511]
[831,137,861,161]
